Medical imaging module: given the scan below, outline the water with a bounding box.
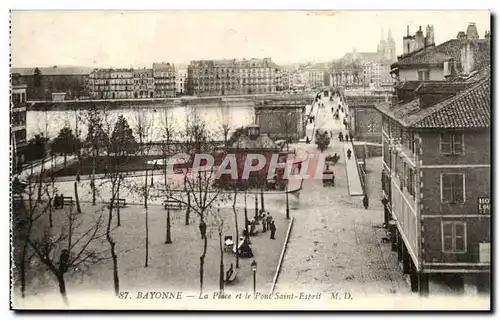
[27,105,255,142]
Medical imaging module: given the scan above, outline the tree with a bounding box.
[27,203,107,305]
[227,126,247,148]
[217,100,231,145]
[281,111,297,151]
[110,115,138,156]
[129,111,155,267]
[163,110,228,295]
[85,107,110,205]
[51,127,81,168]
[315,130,331,152]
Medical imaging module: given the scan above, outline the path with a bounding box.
[275,93,409,298]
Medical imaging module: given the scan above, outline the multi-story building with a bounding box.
[153,63,176,98]
[11,75,28,172]
[302,63,327,89]
[133,68,155,99]
[238,58,276,95]
[175,67,187,95]
[255,99,308,141]
[187,58,277,96]
[375,28,491,295]
[87,68,135,99]
[391,23,490,82]
[11,66,92,101]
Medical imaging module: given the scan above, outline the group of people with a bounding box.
[247,211,277,240]
[338,132,354,143]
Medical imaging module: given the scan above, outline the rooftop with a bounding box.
[11,66,93,76]
[376,72,490,129]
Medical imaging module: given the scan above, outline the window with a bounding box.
[441,173,465,204]
[417,70,430,81]
[440,133,464,155]
[442,221,467,253]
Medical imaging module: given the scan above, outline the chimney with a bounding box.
[425,25,435,47]
[403,25,414,55]
[457,31,467,41]
[466,22,479,40]
[415,26,425,50]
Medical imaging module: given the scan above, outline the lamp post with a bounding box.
[254,194,258,220]
[285,182,290,220]
[251,260,257,298]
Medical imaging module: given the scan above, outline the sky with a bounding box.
[10,10,491,68]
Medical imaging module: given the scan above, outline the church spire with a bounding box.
[381,28,385,41]
[387,28,393,40]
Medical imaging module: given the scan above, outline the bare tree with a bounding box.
[232,187,240,268]
[163,110,228,295]
[12,167,50,299]
[131,110,155,267]
[217,100,231,145]
[27,204,107,305]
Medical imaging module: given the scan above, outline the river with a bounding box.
[27,104,256,142]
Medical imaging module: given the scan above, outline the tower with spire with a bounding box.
[377,28,396,62]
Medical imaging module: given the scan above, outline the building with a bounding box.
[11,75,28,172]
[375,26,490,294]
[255,99,307,142]
[175,67,187,96]
[186,58,277,96]
[153,63,176,98]
[133,68,155,99]
[330,29,396,88]
[87,68,135,99]
[391,23,490,82]
[10,66,92,101]
[238,58,276,95]
[302,63,327,89]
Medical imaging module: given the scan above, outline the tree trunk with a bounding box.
[64,153,67,168]
[106,199,120,296]
[244,192,249,244]
[19,241,28,298]
[199,218,208,295]
[74,181,82,213]
[254,195,258,220]
[219,231,224,295]
[260,187,265,212]
[185,192,191,225]
[286,183,290,220]
[116,181,121,227]
[92,154,96,206]
[232,191,239,268]
[49,198,54,228]
[57,274,69,305]
[145,206,149,267]
[165,207,172,244]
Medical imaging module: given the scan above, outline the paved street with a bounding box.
[276,94,409,297]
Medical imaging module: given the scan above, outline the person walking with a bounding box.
[262,218,267,232]
[363,194,369,209]
[347,149,352,160]
[350,135,354,143]
[306,136,310,144]
[270,221,276,240]
[338,132,343,142]
[345,134,350,142]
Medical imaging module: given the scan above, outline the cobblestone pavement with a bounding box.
[276,95,410,297]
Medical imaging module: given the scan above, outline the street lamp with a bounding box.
[251,260,257,298]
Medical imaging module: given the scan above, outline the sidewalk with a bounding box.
[343,143,364,196]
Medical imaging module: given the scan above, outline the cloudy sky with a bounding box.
[11,10,490,68]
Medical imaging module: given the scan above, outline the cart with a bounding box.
[322,169,335,187]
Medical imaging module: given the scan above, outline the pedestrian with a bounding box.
[266,212,273,230]
[306,136,310,144]
[270,221,276,240]
[345,134,349,142]
[60,193,65,208]
[347,149,352,160]
[363,194,369,209]
[350,135,353,143]
[199,221,207,239]
[298,162,302,173]
[76,173,81,183]
[338,132,343,142]
[331,106,334,113]
[262,218,267,232]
